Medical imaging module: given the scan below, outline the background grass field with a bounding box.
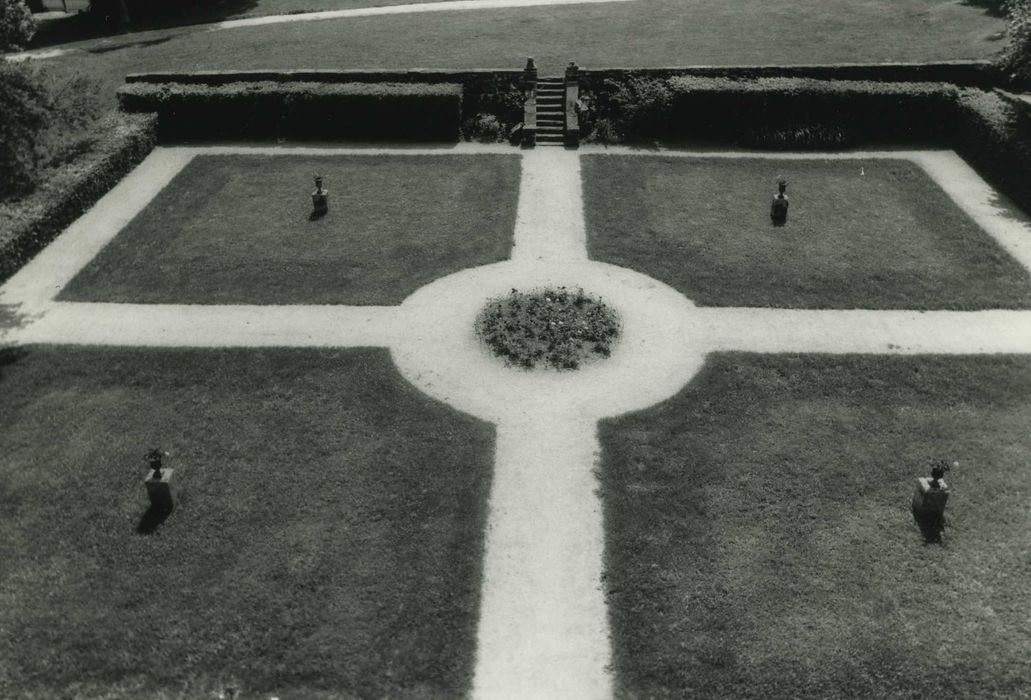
[583,155,1031,309]
[59,154,520,305]
[599,353,1031,699]
[31,0,1009,112]
[0,346,494,699]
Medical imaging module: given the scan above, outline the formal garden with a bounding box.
[2,1,1031,698]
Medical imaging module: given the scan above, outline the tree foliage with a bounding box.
[0,63,104,200]
[999,0,1031,81]
[0,0,35,51]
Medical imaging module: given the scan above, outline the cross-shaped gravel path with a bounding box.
[2,144,1030,699]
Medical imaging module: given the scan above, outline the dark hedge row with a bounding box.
[952,88,1031,216]
[582,77,959,146]
[0,113,157,285]
[577,62,997,88]
[117,81,463,142]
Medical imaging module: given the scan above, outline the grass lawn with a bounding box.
[583,155,1031,309]
[33,0,1007,113]
[59,154,520,305]
[0,346,494,699]
[599,353,1031,699]
[241,0,458,13]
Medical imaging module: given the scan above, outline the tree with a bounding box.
[0,62,49,197]
[0,62,104,200]
[999,0,1031,82]
[0,0,36,51]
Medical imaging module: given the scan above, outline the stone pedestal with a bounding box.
[912,477,948,517]
[312,190,328,216]
[771,196,789,225]
[145,468,174,512]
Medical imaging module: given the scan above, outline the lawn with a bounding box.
[59,153,520,305]
[582,155,1031,309]
[0,346,495,699]
[34,0,1008,113]
[599,353,1031,699]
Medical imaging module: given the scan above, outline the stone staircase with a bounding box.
[535,76,566,146]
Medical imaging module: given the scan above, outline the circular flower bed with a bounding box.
[475,287,621,370]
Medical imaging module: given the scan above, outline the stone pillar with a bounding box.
[521,58,538,149]
[564,61,579,85]
[523,57,538,92]
[564,61,580,148]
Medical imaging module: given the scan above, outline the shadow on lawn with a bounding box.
[0,346,29,381]
[912,508,947,545]
[84,35,174,54]
[136,501,174,535]
[960,0,1011,18]
[28,0,260,49]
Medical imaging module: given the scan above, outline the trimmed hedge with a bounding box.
[584,77,960,146]
[125,62,994,89]
[0,113,156,285]
[578,62,998,88]
[952,88,1031,216]
[117,81,463,142]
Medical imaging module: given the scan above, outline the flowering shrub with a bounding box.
[462,113,506,143]
[475,287,621,370]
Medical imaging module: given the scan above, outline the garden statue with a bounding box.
[312,175,329,217]
[143,448,174,513]
[145,448,164,480]
[770,179,789,225]
[912,459,956,524]
[929,459,952,489]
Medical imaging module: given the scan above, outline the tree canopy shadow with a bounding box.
[29,0,261,49]
[960,0,1011,18]
[0,346,29,383]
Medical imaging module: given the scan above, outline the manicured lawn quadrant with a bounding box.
[583,155,1031,309]
[600,353,1031,699]
[0,346,494,699]
[59,153,521,305]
